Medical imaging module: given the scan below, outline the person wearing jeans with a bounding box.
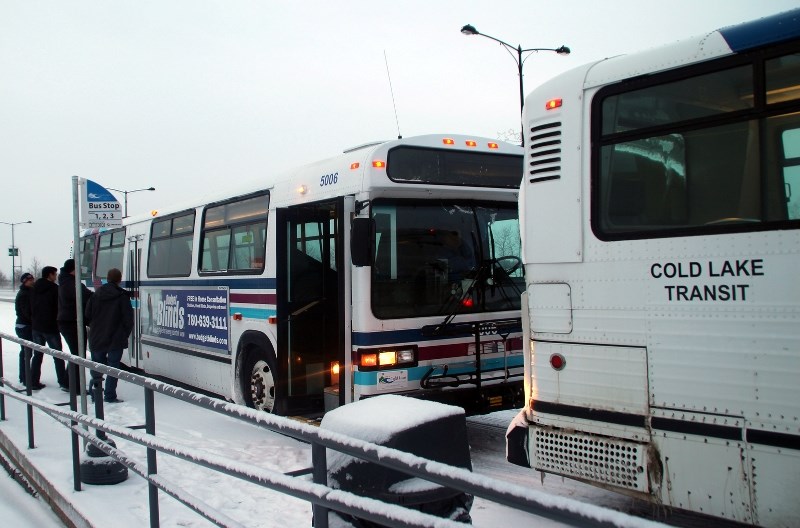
[57,259,92,370]
[85,268,133,403]
[30,266,67,390]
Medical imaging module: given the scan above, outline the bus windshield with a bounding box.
[370,199,523,319]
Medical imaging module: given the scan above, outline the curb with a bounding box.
[0,425,93,528]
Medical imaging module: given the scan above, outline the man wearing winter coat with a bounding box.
[57,258,92,360]
[30,266,67,390]
[85,268,133,403]
[15,272,35,385]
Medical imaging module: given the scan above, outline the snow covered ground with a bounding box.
[0,453,64,528]
[0,291,672,527]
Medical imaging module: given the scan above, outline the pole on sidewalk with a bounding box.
[72,176,89,420]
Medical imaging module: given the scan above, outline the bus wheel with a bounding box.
[244,350,276,413]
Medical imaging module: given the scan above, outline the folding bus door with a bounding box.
[125,236,143,369]
[276,199,344,415]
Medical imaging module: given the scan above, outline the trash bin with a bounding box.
[320,394,473,526]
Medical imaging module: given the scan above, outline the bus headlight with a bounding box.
[397,349,415,363]
[357,345,417,371]
[330,361,340,385]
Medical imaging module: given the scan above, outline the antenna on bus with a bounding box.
[384,50,402,139]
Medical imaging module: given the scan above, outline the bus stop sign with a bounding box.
[81,179,122,229]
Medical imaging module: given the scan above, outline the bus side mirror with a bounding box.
[351,217,375,267]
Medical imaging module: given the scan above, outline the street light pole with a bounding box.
[460,24,569,145]
[106,187,156,218]
[1,220,32,287]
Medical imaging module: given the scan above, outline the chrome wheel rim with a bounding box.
[250,359,276,412]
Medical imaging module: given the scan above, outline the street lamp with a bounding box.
[460,24,569,144]
[1,220,32,287]
[106,187,156,218]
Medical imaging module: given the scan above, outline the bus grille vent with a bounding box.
[532,429,648,492]
[528,121,562,183]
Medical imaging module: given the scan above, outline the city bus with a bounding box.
[80,134,526,416]
[506,9,800,527]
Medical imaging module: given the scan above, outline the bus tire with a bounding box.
[330,493,472,526]
[242,347,277,413]
[420,492,473,523]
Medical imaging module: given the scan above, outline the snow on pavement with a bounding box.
[0,292,665,528]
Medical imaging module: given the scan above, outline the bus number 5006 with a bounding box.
[320,172,338,187]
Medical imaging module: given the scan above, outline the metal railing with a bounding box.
[0,331,660,528]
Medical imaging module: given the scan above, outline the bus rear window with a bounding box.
[783,128,800,220]
[386,147,522,188]
[766,52,800,105]
[594,51,800,240]
[601,65,753,135]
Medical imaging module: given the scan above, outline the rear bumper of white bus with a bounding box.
[506,413,652,495]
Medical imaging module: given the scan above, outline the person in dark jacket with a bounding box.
[85,268,133,403]
[15,272,35,385]
[57,258,92,361]
[30,266,67,390]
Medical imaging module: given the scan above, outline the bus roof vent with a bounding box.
[528,121,562,183]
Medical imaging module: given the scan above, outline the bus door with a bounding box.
[125,235,143,369]
[276,198,346,415]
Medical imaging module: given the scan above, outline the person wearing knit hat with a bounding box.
[15,272,35,385]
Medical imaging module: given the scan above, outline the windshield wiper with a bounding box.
[485,259,523,307]
[421,259,492,337]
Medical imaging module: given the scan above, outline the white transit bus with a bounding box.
[506,9,800,527]
[80,134,526,416]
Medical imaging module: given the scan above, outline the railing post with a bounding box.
[145,386,160,528]
[311,441,329,528]
[0,338,5,421]
[25,347,34,449]
[69,362,82,491]
[92,380,105,438]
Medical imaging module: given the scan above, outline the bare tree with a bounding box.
[489,221,523,277]
[28,256,43,280]
[497,129,522,146]
[0,268,7,289]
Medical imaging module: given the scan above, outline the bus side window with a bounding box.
[147,212,195,277]
[606,151,646,226]
[603,138,687,230]
[169,237,194,275]
[199,193,268,274]
[96,229,126,281]
[232,224,265,270]
[766,52,800,221]
[782,128,800,220]
[81,237,95,277]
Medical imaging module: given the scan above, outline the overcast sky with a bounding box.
[1,0,797,278]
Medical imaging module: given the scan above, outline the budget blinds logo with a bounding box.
[142,288,230,353]
[377,370,409,392]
